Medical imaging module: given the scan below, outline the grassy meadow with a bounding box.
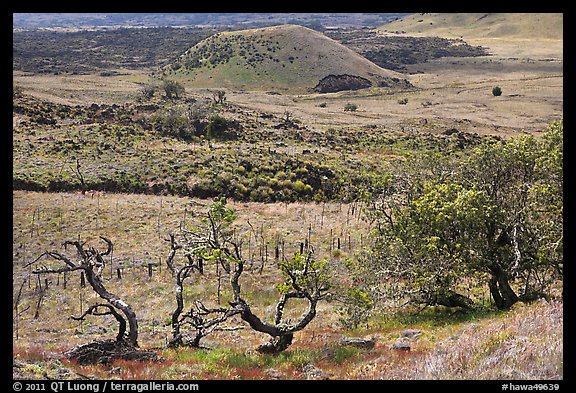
[13,14,563,381]
[12,191,563,380]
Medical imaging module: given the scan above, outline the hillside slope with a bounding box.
[164,24,411,92]
[379,13,563,59]
[379,13,563,40]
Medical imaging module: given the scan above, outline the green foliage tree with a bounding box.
[459,121,563,307]
[492,86,502,96]
[353,121,563,316]
[162,79,185,99]
[360,176,479,312]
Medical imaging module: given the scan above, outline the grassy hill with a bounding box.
[379,13,563,60]
[162,24,411,92]
[379,13,563,40]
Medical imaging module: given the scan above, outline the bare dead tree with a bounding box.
[178,301,243,348]
[26,236,140,347]
[69,158,87,194]
[165,232,242,348]
[33,282,46,320]
[13,278,30,340]
[71,304,127,342]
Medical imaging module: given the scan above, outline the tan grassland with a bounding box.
[13,14,563,380]
[13,17,563,137]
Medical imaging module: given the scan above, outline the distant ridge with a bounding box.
[164,24,412,92]
[379,13,563,40]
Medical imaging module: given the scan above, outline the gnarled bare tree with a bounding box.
[230,250,331,353]
[183,199,332,353]
[27,236,139,346]
[164,233,242,348]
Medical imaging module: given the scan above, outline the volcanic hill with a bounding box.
[164,24,412,93]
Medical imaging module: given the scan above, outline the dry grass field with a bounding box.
[13,37,562,138]
[12,191,563,380]
[13,13,563,381]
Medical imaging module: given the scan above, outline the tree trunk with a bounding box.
[488,266,519,310]
[84,268,139,346]
[71,304,127,343]
[168,267,192,348]
[168,282,185,348]
[433,290,474,309]
[257,333,294,354]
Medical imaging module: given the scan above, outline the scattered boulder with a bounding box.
[302,363,332,380]
[391,338,411,351]
[264,368,282,380]
[391,329,423,351]
[339,336,377,350]
[400,329,422,341]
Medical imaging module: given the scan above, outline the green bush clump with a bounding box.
[344,103,358,112]
[151,106,195,140]
[205,114,241,141]
[162,79,185,99]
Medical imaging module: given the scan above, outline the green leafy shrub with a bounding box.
[162,79,185,99]
[140,83,157,100]
[344,103,358,112]
[205,114,241,141]
[151,106,194,140]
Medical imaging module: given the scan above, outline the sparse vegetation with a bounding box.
[162,79,185,99]
[344,103,358,112]
[140,83,158,100]
[12,27,221,74]
[12,13,563,381]
[324,29,489,72]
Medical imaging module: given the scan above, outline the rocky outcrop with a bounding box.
[339,336,377,350]
[313,74,372,93]
[391,329,423,351]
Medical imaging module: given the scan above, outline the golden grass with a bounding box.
[13,190,563,380]
[13,37,562,138]
[15,300,561,380]
[12,190,366,352]
[380,13,563,40]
